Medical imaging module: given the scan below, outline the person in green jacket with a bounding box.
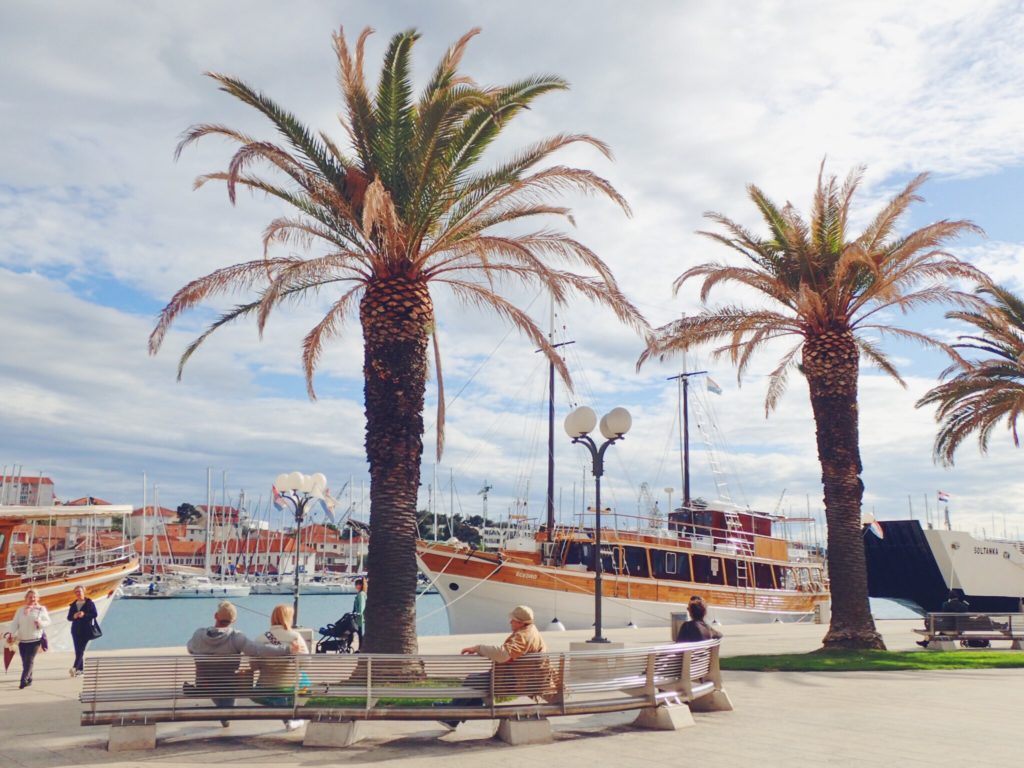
[352,578,366,641]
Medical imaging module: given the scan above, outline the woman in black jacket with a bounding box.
[67,585,98,676]
[676,596,723,642]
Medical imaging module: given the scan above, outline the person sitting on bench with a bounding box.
[439,605,554,728]
[186,601,302,726]
[917,591,970,648]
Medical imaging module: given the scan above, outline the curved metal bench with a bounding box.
[81,640,732,750]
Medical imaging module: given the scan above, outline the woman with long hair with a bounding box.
[249,604,309,731]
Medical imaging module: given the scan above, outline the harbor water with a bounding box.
[92,592,451,650]
[91,593,915,650]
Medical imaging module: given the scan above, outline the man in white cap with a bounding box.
[441,605,554,728]
[461,605,547,662]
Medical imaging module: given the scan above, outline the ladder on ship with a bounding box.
[723,508,756,606]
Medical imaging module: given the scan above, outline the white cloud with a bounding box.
[2,0,1023,535]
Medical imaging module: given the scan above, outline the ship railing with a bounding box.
[10,544,136,580]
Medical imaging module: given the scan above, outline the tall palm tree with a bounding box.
[639,164,985,649]
[917,283,1024,464]
[150,27,645,653]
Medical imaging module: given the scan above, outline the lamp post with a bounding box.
[273,471,328,626]
[564,405,632,643]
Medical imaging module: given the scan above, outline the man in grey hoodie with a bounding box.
[186,601,302,725]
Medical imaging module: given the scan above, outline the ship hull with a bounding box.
[418,543,824,633]
[1,560,136,651]
[865,520,1024,613]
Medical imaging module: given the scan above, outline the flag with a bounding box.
[706,377,723,395]
[868,520,885,539]
[314,491,338,525]
[937,490,950,503]
[272,485,288,512]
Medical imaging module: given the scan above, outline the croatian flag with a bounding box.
[868,520,884,539]
[272,485,288,512]
[706,377,723,395]
[937,490,951,503]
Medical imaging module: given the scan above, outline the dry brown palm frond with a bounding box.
[263,216,350,257]
[441,278,571,386]
[301,286,364,398]
[174,123,260,161]
[333,27,375,162]
[854,336,903,384]
[149,258,299,353]
[361,177,405,261]
[681,264,796,308]
[254,255,355,335]
[763,342,804,415]
[225,142,310,204]
[638,308,797,368]
[859,324,969,368]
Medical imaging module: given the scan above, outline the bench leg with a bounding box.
[496,717,553,745]
[1011,639,1022,651]
[929,639,957,651]
[108,724,156,751]
[303,720,364,747]
[634,703,695,730]
[689,689,734,713]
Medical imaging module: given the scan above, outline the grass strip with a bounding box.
[721,649,1024,672]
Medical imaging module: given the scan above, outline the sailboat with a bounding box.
[416,356,830,633]
[1,504,137,650]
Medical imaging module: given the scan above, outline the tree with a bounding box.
[176,503,201,525]
[149,27,645,653]
[639,165,984,649]
[917,283,1024,464]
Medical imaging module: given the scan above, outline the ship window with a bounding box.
[665,552,677,574]
[692,554,725,585]
[624,546,649,577]
[754,562,774,589]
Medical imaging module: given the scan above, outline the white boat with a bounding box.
[1,504,138,651]
[249,574,359,595]
[119,574,251,599]
[865,519,1024,613]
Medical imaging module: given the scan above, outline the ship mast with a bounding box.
[666,370,707,508]
[541,303,573,541]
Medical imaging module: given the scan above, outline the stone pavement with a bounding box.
[1,619,1021,768]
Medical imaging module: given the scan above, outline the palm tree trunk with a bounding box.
[804,331,885,650]
[360,275,433,654]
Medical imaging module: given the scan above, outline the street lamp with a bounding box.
[273,471,328,626]
[564,405,632,643]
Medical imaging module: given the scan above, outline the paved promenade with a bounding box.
[1,619,1020,767]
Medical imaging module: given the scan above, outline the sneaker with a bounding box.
[69,667,76,678]
[916,640,929,648]
[439,719,461,730]
[284,719,305,732]
[220,720,230,728]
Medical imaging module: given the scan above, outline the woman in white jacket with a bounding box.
[249,604,308,731]
[4,589,51,689]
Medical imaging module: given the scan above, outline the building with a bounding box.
[0,474,55,506]
[126,506,178,538]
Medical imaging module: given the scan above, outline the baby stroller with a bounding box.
[316,611,361,654]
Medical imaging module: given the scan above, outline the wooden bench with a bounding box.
[913,612,1024,650]
[81,640,732,750]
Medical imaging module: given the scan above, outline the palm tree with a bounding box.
[639,164,985,649]
[149,27,645,653]
[917,283,1024,464]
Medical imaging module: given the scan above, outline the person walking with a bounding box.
[67,585,98,677]
[186,601,301,727]
[4,589,51,689]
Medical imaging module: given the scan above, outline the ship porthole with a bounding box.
[449,582,460,591]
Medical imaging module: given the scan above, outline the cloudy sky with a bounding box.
[3,0,1023,539]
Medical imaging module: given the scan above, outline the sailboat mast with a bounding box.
[541,305,574,540]
[205,468,212,577]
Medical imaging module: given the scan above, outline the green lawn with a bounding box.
[721,649,1024,672]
